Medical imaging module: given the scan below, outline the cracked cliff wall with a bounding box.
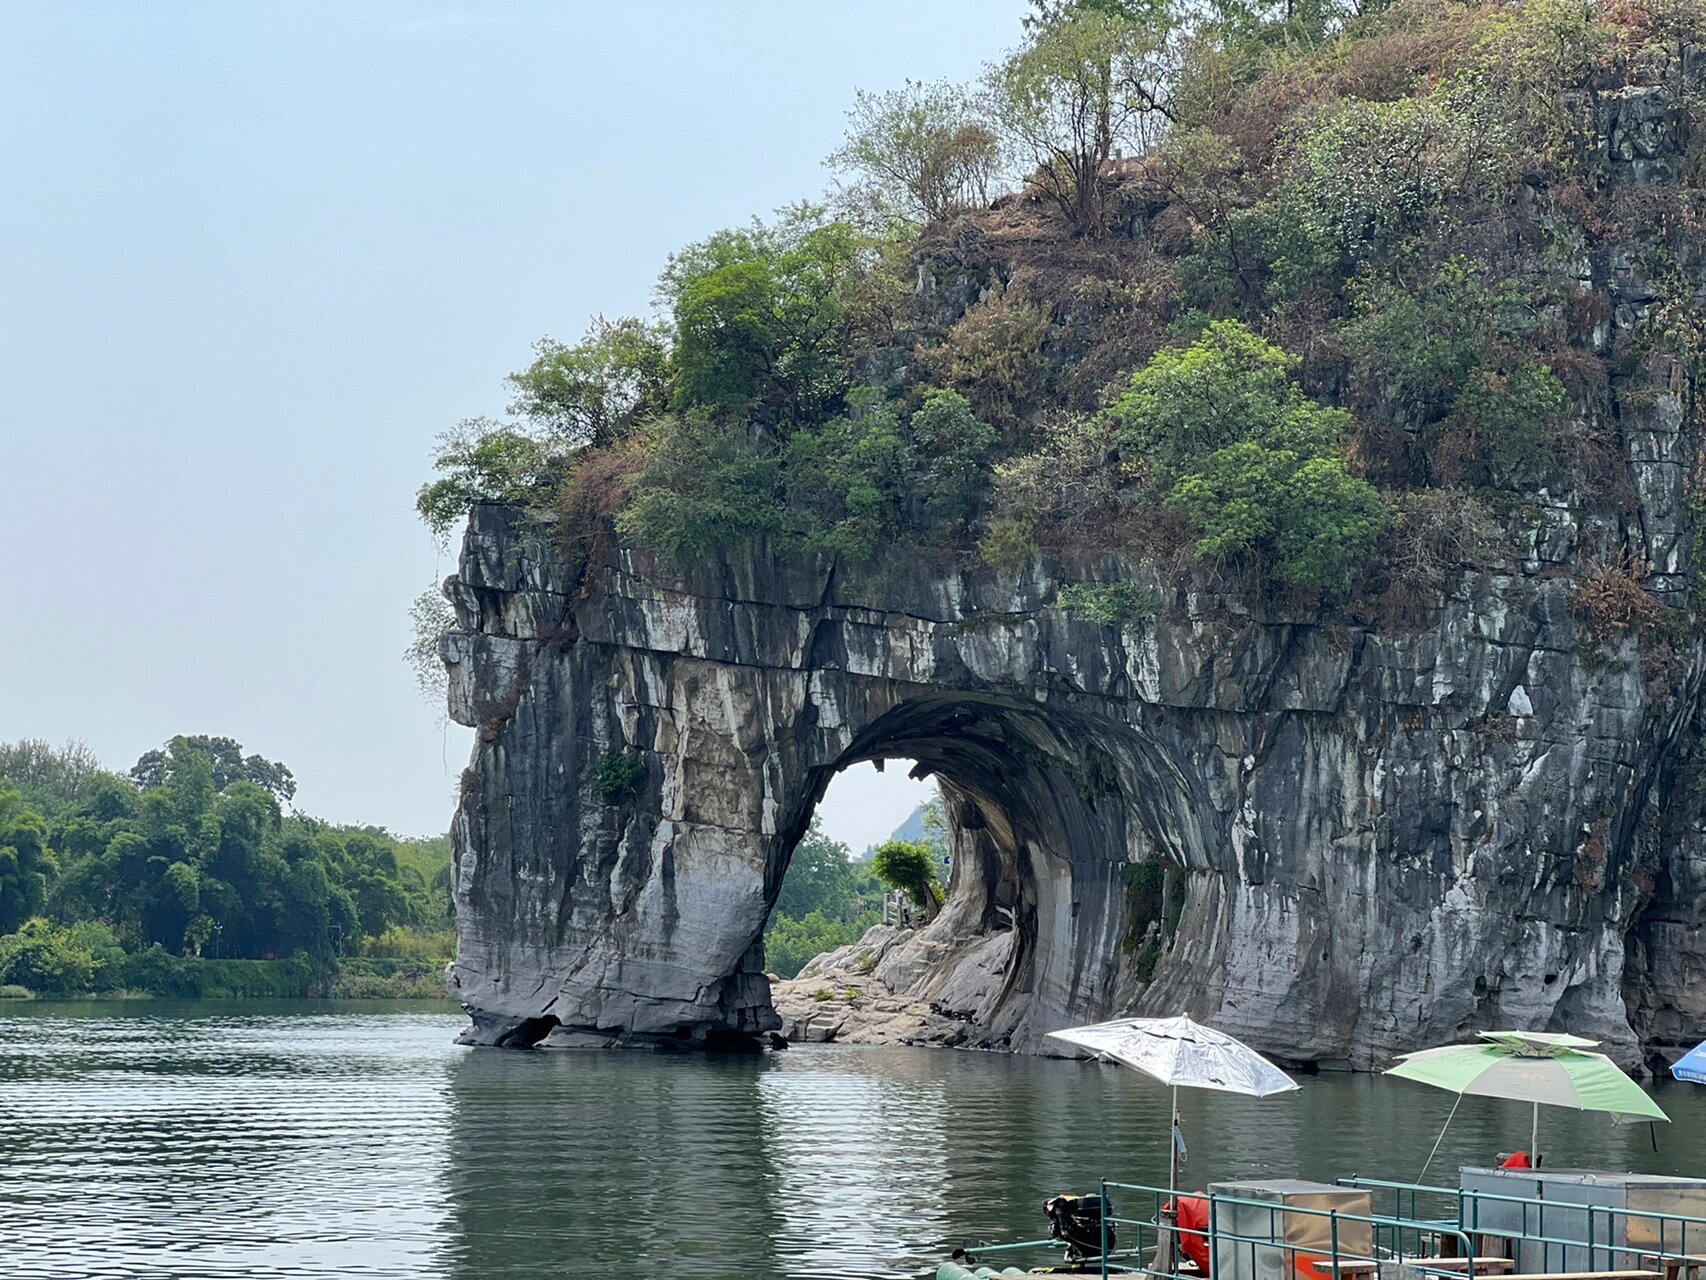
[442,483,1705,1066]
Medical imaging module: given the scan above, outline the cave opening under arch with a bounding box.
[751,694,1195,1052]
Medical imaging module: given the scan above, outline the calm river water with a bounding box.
[4,1002,1704,1279]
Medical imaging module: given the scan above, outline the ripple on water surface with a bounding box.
[4,1002,1703,1280]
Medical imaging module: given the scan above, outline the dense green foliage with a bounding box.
[0,790,55,934]
[1057,581,1161,627]
[1106,321,1386,590]
[0,739,112,816]
[0,737,454,998]
[871,839,945,917]
[594,752,646,803]
[508,318,671,449]
[129,733,298,804]
[417,0,1706,631]
[763,819,884,979]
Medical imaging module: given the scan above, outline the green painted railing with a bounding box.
[948,1179,1476,1280]
[1337,1176,1706,1275]
[948,1177,1706,1280]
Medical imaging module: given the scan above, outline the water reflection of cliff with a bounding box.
[441,1048,787,1279]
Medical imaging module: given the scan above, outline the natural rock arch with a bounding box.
[777,694,1190,1053]
[442,502,1706,1065]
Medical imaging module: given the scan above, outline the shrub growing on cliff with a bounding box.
[416,418,568,545]
[1058,581,1161,627]
[911,389,1001,533]
[405,586,455,711]
[920,290,1055,433]
[785,397,919,561]
[785,388,1000,559]
[1338,260,1571,486]
[1106,321,1387,591]
[660,207,901,424]
[594,752,646,803]
[617,412,791,563]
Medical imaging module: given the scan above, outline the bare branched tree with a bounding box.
[987,8,1177,236]
[827,79,1006,226]
[405,584,455,714]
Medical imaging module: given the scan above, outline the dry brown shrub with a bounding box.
[1602,0,1706,58]
[1546,344,1612,401]
[1051,270,1173,409]
[1215,2,1487,163]
[1348,416,1423,489]
[1571,420,1641,510]
[1429,419,1483,489]
[1269,286,1348,396]
[553,440,644,594]
[1102,504,1200,571]
[1575,817,1610,892]
[1572,555,1660,641]
[1641,634,1684,701]
[1565,289,1614,342]
[1368,489,1496,625]
[918,287,1054,433]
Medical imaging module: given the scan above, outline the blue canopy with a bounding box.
[1671,1042,1706,1084]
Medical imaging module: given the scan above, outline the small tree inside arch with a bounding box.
[871,839,944,922]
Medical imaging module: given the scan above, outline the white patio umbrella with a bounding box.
[1046,1014,1299,1267]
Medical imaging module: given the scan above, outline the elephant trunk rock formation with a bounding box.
[441,488,1706,1066]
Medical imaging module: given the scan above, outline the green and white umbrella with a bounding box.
[1387,1030,1667,1167]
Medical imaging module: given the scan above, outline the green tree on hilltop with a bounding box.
[828,79,1003,226]
[988,6,1175,236]
[0,739,109,815]
[507,317,671,449]
[131,735,297,806]
[661,208,885,423]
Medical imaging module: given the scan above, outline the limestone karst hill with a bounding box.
[429,3,1706,1067]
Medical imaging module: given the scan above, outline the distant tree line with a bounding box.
[0,736,452,997]
[764,819,886,979]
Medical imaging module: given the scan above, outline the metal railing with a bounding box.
[1338,1177,1706,1276]
[1097,1181,1486,1280]
[949,1180,1478,1280]
[948,1179,1706,1280]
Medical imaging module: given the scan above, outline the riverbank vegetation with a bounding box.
[0,737,453,1000]
[416,0,1706,641]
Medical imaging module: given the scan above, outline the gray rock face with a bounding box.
[442,480,1705,1066]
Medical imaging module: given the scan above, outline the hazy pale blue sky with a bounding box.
[1,1,1023,845]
